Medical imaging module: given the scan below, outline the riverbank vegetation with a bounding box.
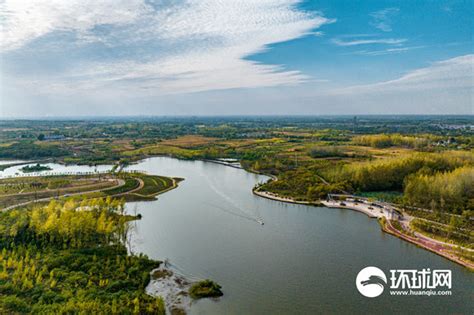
[325,151,473,193]
[1,118,472,215]
[0,175,102,195]
[0,142,67,160]
[1,118,471,205]
[410,218,473,249]
[0,197,165,314]
[352,134,432,149]
[0,116,472,267]
[404,166,473,214]
[20,164,52,173]
[0,175,117,209]
[189,280,223,299]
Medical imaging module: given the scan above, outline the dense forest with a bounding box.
[0,142,68,159]
[259,150,474,213]
[0,197,165,314]
[404,166,473,214]
[352,134,432,149]
[323,151,473,213]
[326,151,471,188]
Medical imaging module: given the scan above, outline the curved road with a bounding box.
[1,178,126,211]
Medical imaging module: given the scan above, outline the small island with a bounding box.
[21,163,52,173]
[189,280,223,299]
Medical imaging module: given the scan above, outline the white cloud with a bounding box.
[349,46,425,56]
[310,31,325,37]
[332,54,474,94]
[3,55,472,116]
[0,0,334,95]
[370,7,399,32]
[331,38,406,46]
[0,0,149,50]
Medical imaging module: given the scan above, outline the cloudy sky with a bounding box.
[0,0,472,117]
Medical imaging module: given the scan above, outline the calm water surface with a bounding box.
[1,158,471,314]
[124,157,473,315]
[0,162,112,178]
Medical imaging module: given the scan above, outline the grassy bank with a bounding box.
[410,218,473,249]
[0,172,179,210]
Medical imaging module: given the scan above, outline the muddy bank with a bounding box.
[146,264,193,314]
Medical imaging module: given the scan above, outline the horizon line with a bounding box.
[1,114,473,121]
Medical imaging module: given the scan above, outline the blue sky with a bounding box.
[0,0,472,117]
[254,0,472,84]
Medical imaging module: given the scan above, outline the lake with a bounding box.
[124,157,473,314]
[0,162,112,178]
[1,157,471,314]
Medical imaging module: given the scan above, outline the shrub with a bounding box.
[189,280,223,299]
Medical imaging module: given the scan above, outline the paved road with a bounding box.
[114,177,144,196]
[321,200,390,219]
[1,179,125,211]
[385,219,474,269]
[255,188,473,269]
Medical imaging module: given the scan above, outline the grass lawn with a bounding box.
[134,175,173,196]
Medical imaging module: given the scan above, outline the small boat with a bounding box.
[257,219,264,225]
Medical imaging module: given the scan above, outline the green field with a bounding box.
[134,175,174,196]
[0,172,178,210]
[104,177,140,196]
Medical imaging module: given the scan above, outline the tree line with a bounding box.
[404,166,473,214]
[352,134,433,149]
[325,151,473,193]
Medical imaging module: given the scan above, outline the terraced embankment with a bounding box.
[0,172,181,211]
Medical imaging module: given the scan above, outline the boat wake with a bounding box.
[203,175,264,225]
[205,202,264,225]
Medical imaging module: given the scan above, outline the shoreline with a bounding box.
[382,219,474,271]
[5,156,472,272]
[146,264,193,315]
[0,158,54,171]
[253,187,473,271]
[252,188,314,205]
[201,158,243,169]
